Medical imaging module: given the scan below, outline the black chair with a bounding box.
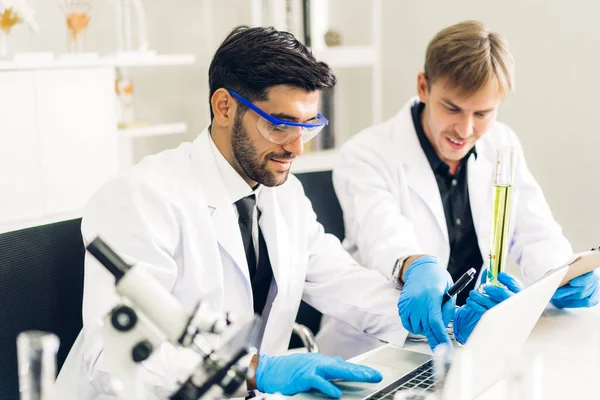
[0,219,85,400]
[290,170,345,349]
[296,170,345,242]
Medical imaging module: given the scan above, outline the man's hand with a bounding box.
[453,272,523,344]
[397,255,456,351]
[551,271,600,309]
[254,353,382,398]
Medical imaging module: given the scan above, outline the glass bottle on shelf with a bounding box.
[0,2,39,58]
[0,7,21,57]
[60,0,92,53]
[115,67,135,128]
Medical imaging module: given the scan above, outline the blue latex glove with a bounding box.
[397,255,456,351]
[453,272,523,344]
[255,353,382,398]
[551,271,600,309]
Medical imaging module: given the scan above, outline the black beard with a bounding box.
[231,112,293,187]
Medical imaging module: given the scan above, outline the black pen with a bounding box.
[442,267,477,306]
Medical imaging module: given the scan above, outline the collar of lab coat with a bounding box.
[190,127,291,300]
[392,97,494,244]
[189,127,252,289]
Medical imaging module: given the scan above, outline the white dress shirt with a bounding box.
[209,132,261,265]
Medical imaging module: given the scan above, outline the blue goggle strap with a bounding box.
[228,89,329,128]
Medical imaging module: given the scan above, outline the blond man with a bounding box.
[317,21,599,359]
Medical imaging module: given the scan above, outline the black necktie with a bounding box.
[234,195,257,280]
[235,195,274,317]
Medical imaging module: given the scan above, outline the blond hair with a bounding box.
[424,21,515,98]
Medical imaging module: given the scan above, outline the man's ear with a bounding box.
[212,88,236,127]
[417,73,430,104]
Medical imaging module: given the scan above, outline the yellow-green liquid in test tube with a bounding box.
[488,148,516,287]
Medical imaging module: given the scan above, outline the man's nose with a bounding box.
[283,134,304,157]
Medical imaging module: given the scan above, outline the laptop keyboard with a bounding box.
[365,360,436,400]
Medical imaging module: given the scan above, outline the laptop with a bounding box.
[293,265,568,400]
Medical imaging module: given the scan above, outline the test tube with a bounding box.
[487,148,516,287]
[17,331,60,400]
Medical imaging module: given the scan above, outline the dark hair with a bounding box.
[208,26,337,119]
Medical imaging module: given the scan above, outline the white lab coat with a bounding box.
[54,128,408,399]
[317,97,573,359]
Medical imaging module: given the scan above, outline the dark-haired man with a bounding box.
[54,26,394,400]
[54,26,503,400]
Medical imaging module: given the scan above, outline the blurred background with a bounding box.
[1,0,599,252]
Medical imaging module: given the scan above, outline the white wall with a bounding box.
[378,0,600,252]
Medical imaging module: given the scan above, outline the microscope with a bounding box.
[87,238,261,400]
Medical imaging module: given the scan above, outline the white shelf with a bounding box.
[0,53,196,71]
[119,122,188,138]
[312,46,375,68]
[291,149,340,174]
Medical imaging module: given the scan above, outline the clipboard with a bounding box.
[559,249,600,287]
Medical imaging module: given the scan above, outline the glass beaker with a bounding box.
[487,148,516,287]
[17,331,60,400]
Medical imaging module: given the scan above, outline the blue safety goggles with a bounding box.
[228,89,329,145]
